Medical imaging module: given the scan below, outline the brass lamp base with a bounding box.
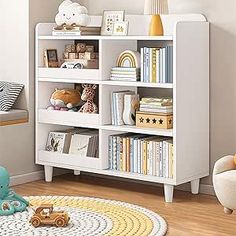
[149,14,164,36]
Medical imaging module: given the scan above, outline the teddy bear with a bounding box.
[55,0,90,29]
[47,88,81,112]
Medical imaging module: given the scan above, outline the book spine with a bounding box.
[141,48,144,82]
[112,137,117,170]
[116,93,125,126]
[159,142,163,177]
[146,48,150,83]
[137,139,141,174]
[143,141,148,175]
[126,137,130,172]
[120,137,124,171]
[140,140,144,174]
[156,142,160,177]
[163,141,166,178]
[116,136,121,171]
[133,139,138,173]
[152,49,157,83]
[149,48,153,83]
[108,136,113,169]
[122,137,127,171]
[165,141,169,178]
[152,141,156,176]
[147,141,151,175]
[156,49,160,83]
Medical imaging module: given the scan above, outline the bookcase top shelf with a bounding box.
[36,14,207,38]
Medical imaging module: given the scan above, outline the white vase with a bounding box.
[123,94,140,126]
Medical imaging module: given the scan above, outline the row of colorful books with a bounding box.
[109,134,174,178]
[140,97,173,114]
[141,46,173,84]
[110,67,140,82]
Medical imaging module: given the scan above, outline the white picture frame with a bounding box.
[113,21,129,36]
[101,10,125,36]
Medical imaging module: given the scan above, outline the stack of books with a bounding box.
[140,46,173,83]
[111,91,136,126]
[53,26,101,36]
[139,97,173,114]
[45,128,99,158]
[110,67,140,82]
[109,134,174,178]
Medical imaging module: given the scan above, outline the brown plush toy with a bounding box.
[48,88,81,111]
[79,84,98,114]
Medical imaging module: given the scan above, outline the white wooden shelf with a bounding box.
[36,15,209,203]
[39,151,106,170]
[102,125,173,137]
[38,35,173,41]
[38,109,100,127]
[38,68,101,81]
[101,80,173,88]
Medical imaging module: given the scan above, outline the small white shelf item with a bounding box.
[35,14,209,203]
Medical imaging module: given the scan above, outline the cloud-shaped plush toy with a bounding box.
[55,0,90,27]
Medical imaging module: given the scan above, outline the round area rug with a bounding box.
[0,196,167,236]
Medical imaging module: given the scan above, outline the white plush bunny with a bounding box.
[55,0,90,27]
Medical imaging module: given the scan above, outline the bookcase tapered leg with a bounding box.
[44,165,53,182]
[164,184,174,203]
[74,170,81,176]
[191,179,200,194]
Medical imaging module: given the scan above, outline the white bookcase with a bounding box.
[35,14,209,202]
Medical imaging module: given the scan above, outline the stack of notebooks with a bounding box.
[110,67,140,82]
[140,46,173,83]
[109,134,174,178]
[53,26,101,36]
[140,97,173,114]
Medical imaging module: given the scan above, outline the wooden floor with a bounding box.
[15,174,236,236]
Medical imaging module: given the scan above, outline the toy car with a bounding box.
[30,204,70,227]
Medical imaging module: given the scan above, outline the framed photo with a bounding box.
[113,21,129,36]
[44,49,59,68]
[101,10,125,36]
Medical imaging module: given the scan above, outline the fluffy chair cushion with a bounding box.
[0,81,24,111]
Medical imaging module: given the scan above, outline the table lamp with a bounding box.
[144,0,169,36]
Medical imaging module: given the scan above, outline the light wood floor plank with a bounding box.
[14,174,236,235]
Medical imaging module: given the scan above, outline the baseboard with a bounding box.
[10,170,216,196]
[10,169,71,187]
[10,170,44,186]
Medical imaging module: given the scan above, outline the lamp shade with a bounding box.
[144,0,169,15]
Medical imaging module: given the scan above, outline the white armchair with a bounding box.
[213,155,236,214]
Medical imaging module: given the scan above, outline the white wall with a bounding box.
[0,0,62,176]
[82,0,236,185]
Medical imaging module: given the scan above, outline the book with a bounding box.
[46,131,71,154]
[53,26,101,36]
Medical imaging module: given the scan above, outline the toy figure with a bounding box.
[79,84,98,114]
[47,88,81,112]
[0,166,28,216]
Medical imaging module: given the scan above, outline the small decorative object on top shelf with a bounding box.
[79,84,98,114]
[44,49,59,68]
[53,0,91,35]
[46,131,72,153]
[101,11,125,36]
[30,204,70,228]
[0,166,29,216]
[113,21,129,36]
[144,0,169,36]
[123,94,140,126]
[136,97,173,129]
[47,88,82,112]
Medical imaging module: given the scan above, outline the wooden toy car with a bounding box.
[30,204,70,227]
